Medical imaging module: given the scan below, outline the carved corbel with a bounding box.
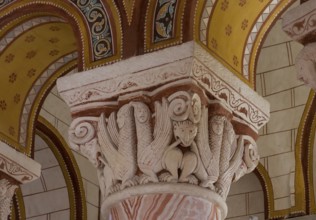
[0,141,41,219]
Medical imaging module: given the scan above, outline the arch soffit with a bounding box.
[0,0,123,70]
[194,0,297,88]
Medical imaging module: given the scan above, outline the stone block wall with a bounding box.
[256,8,310,211]
[40,86,100,220]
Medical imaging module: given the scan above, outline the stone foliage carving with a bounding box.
[69,91,259,200]
[295,42,316,91]
[0,179,17,220]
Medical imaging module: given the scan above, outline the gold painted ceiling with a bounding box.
[0,21,76,149]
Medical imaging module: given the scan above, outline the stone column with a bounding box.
[0,141,41,219]
[283,0,316,91]
[57,42,270,220]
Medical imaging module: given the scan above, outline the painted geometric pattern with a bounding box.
[19,53,78,146]
[69,0,113,61]
[122,0,136,25]
[153,0,179,42]
[0,0,13,9]
[0,21,77,145]
[243,0,280,79]
[0,16,64,52]
[200,0,215,45]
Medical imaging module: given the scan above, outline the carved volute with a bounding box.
[58,42,270,220]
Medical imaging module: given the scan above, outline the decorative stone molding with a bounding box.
[283,1,316,91]
[282,0,316,44]
[58,42,269,132]
[57,42,269,219]
[0,141,41,219]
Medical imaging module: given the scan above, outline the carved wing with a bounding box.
[97,113,119,168]
[196,106,212,172]
[107,112,119,147]
[219,120,235,174]
[148,98,173,164]
[132,102,154,165]
[216,135,243,199]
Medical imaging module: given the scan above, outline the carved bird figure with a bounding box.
[132,98,173,184]
[97,103,138,194]
[195,109,235,192]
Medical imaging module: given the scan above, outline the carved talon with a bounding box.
[215,186,223,197]
[109,184,121,194]
[121,178,138,190]
[139,175,159,184]
[159,172,178,182]
[179,175,198,185]
[200,180,215,191]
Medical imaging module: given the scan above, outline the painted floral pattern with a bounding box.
[154,0,178,42]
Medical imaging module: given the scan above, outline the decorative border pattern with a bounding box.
[144,0,186,52]
[0,154,37,183]
[0,16,64,52]
[199,0,214,45]
[249,0,294,87]
[0,0,122,69]
[283,8,316,42]
[191,59,269,130]
[62,58,191,106]
[59,48,269,131]
[68,0,113,61]
[19,52,78,147]
[153,0,179,43]
[243,0,280,79]
[0,0,13,9]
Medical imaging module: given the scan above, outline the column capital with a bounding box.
[57,42,269,219]
[0,141,41,219]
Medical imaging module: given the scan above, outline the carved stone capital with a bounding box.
[283,2,316,91]
[0,141,41,219]
[57,42,269,219]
